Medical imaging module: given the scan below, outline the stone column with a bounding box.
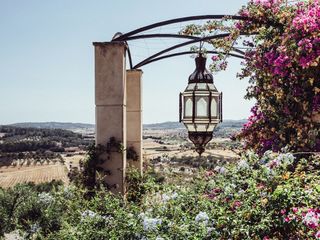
[126,70,143,173]
[93,42,127,195]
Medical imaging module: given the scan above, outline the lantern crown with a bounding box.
[188,54,213,84]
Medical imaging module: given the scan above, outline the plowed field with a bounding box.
[0,164,68,188]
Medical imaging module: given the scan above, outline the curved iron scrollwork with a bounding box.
[111,15,253,69]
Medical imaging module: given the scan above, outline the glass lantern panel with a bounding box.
[185,98,193,117]
[196,97,208,117]
[207,124,216,132]
[208,83,217,91]
[196,83,207,90]
[211,98,217,117]
[196,124,208,132]
[186,124,196,132]
[187,83,196,90]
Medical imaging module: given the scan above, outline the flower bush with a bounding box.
[1,152,319,239]
[180,0,320,154]
[233,0,320,153]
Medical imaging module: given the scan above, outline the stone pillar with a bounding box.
[93,42,127,195]
[126,70,143,173]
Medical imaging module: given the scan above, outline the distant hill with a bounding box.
[10,122,94,130]
[143,120,246,130]
[8,120,247,133]
[143,121,184,130]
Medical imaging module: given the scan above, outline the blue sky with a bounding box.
[0,0,252,124]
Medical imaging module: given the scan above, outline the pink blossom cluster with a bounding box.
[235,0,320,153]
[292,1,320,33]
[303,209,320,229]
[297,38,320,68]
[206,188,221,200]
[281,207,298,223]
[243,105,264,130]
[281,207,320,237]
[263,49,290,77]
[231,200,242,210]
[251,0,281,8]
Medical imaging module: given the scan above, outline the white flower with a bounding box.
[171,192,178,199]
[266,153,294,169]
[195,211,209,225]
[81,210,98,219]
[29,223,40,233]
[303,210,319,228]
[214,166,227,175]
[276,153,294,165]
[162,192,178,202]
[246,150,259,161]
[219,167,227,174]
[237,159,250,170]
[37,192,54,205]
[263,150,273,158]
[63,186,74,199]
[207,227,215,234]
[138,212,146,219]
[238,189,245,194]
[143,217,162,231]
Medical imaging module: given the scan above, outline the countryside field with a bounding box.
[0,164,68,188]
[0,122,241,188]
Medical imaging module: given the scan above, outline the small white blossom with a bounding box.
[238,189,245,194]
[303,210,319,228]
[138,212,146,219]
[214,166,227,175]
[63,186,74,199]
[276,153,294,165]
[37,192,54,205]
[207,226,215,234]
[162,192,178,202]
[246,150,259,162]
[219,167,227,174]
[237,159,250,170]
[143,217,162,231]
[266,153,294,169]
[29,223,40,233]
[81,210,98,219]
[195,211,209,225]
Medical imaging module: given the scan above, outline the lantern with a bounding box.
[179,54,222,156]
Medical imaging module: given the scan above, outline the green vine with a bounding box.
[68,137,139,193]
[127,146,139,161]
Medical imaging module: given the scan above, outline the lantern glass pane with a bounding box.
[208,83,217,90]
[196,124,207,132]
[185,98,193,117]
[196,83,207,90]
[207,124,216,131]
[187,83,196,90]
[211,98,217,117]
[186,124,196,132]
[196,97,208,117]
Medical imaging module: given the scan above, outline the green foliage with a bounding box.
[1,152,319,239]
[68,137,136,192]
[125,167,164,204]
